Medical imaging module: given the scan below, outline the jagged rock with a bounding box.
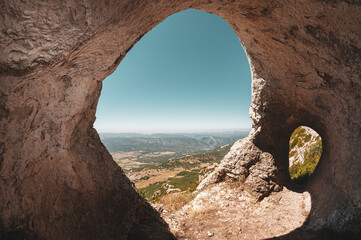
[151,203,165,213]
[199,163,219,182]
[164,184,181,195]
[0,0,360,239]
[197,137,279,200]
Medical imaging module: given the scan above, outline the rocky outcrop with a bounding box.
[199,163,218,182]
[1,0,360,239]
[197,137,280,200]
[165,182,312,240]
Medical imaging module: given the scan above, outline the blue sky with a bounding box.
[94,9,252,133]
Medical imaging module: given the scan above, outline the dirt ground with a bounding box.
[158,183,311,240]
[135,169,181,188]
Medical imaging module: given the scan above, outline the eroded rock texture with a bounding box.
[197,137,280,201]
[0,0,360,239]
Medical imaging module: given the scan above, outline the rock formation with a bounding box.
[1,0,360,239]
[197,137,280,201]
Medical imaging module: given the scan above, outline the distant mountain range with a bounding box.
[99,131,249,153]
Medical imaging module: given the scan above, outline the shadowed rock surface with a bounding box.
[0,0,360,239]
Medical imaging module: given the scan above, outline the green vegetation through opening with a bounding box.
[289,126,322,184]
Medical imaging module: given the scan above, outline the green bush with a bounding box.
[289,126,308,150]
[289,150,296,158]
[290,139,298,150]
[139,170,201,200]
[168,170,200,191]
[304,134,312,142]
[139,181,166,199]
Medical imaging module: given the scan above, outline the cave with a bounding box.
[1,1,360,239]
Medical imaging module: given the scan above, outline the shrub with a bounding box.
[289,126,309,150]
[289,150,296,158]
[168,170,200,191]
[290,139,298,150]
[304,134,312,142]
[159,192,194,210]
[139,181,166,199]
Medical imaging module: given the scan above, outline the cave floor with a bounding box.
[157,183,311,240]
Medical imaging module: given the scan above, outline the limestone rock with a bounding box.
[199,163,218,182]
[164,183,313,240]
[197,137,279,200]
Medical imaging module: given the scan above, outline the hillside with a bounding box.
[129,144,232,199]
[289,126,321,166]
[100,131,248,153]
[103,131,248,171]
[289,126,323,183]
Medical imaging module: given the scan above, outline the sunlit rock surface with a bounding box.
[197,137,279,200]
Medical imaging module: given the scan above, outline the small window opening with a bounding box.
[289,126,322,184]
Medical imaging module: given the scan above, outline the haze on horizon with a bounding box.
[95,9,252,133]
[98,128,252,134]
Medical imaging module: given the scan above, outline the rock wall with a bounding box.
[0,0,360,239]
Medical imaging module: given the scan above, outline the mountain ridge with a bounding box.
[101,131,249,153]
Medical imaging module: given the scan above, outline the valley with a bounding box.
[101,131,248,172]
[100,131,248,200]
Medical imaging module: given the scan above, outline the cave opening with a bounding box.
[94,9,252,208]
[288,126,323,185]
[1,1,360,239]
